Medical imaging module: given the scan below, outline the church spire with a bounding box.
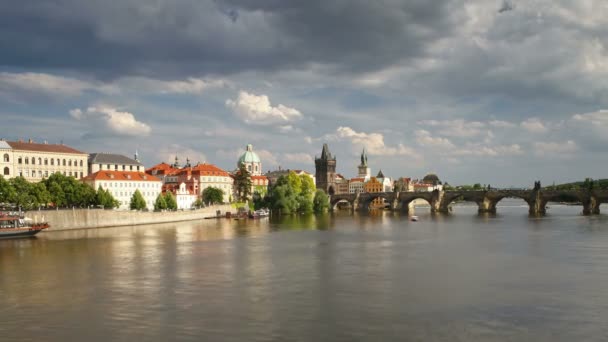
[321,143,332,160]
[360,148,367,166]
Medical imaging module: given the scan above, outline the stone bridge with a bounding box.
[329,188,608,216]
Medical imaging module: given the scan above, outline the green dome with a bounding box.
[238,144,261,164]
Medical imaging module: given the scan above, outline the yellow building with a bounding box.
[2,139,88,181]
[364,177,385,209]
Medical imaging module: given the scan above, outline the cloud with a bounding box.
[99,77,228,95]
[415,130,455,149]
[0,1,457,78]
[489,120,516,128]
[534,140,577,157]
[571,109,608,126]
[520,118,549,133]
[0,72,93,101]
[417,119,487,138]
[454,144,524,157]
[331,126,418,157]
[226,91,302,125]
[70,106,151,137]
[156,144,207,166]
[282,153,314,165]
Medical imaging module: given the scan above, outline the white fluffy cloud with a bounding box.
[226,91,302,125]
[521,118,549,133]
[571,109,608,126]
[70,106,151,137]
[415,130,455,149]
[332,126,418,157]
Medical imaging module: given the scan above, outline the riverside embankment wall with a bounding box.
[29,205,233,231]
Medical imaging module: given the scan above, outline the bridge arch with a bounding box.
[359,193,394,211]
[331,198,354,211]
[398,193,433,213]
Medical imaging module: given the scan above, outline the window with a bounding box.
[32,158,35,165]
[122,165,126,170]
[44,158,48,165]
[38,158,42,165]
[3,167,8,176]
[45,171,48,177]
[18,157,22,164]
[25,157,29,165]
[247,165,251,171]
[3,154,8,162]
[68,160,72,166]
[80,160,83,167]
[38,170,42,177]
[51,159,54,166]
[63,159,66,166]
[114,164,118,170]
[80,172,83,178]
[130,165,133,171]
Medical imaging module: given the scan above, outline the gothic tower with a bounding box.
[357,148,371,179]
[315,143,337,195]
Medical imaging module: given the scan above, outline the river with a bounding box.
[1,201,608,341]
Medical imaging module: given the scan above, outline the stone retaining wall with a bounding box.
[28,205,233,231]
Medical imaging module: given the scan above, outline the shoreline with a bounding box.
[29,205,233,231]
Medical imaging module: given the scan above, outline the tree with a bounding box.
[96,187,119,209]
[234,163,253,201]
[202,187,223,204]
[8,177,35,209]
[193,198,204,208]
[313,190,329,213]
[0,175,16,205]
[164,192,177,210]
[44,172,96,208]
[129,189,147,210]
[297,174,316,213]
[154,193,167,211]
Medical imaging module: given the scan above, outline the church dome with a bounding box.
[238,144,261,165]
[423,173,440,184]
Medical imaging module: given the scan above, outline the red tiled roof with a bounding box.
[350,177,365,182]
[251,175,268,180]
[8,140,86,154]
[82,171,161,182]
[183,163,229,176]
[146,162,178,173]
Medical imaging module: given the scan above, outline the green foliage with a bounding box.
[234,163,253,201]
[0,175,16,204]
[8,177,36,209]
[313,190,329,213]
[154,193,167,211]
[129,189,147,210]
[202,187,224,204]
[96,186,119,209]
[164,192,177,210]
[264,172,317,214]
[43,172,96,208]
[193,198,204,208]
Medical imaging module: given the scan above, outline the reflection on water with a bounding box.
[2,205,608,341]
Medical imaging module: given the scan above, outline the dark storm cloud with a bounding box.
[0,0,457,79]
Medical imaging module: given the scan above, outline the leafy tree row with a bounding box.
[254,171,328,214]
[0,174,119,210]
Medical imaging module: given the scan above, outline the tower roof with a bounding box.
[377,169,385,178]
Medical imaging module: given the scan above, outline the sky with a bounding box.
[1,0,608,187]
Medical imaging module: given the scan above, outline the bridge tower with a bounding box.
[315,143,337,195]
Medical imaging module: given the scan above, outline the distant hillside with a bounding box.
[544,178,608,191]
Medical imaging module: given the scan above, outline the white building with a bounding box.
[88,152,144,174]
[175,182,198,209]
[1,139,88,181]
[82,170,162,210]
[375,170,393,192]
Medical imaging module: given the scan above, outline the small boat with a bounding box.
[249,208,270,219]
[410,215,419,222]
[0,212,50,239]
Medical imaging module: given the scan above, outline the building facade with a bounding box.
[314,144,337,195]
[2,139,88,181]
[175,182,198,210]
[82,170,162,210]
[89,152,144,174]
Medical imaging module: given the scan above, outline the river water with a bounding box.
[2,201,608,341]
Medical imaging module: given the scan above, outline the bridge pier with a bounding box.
[528,191,547,216]
[582,196,600,215]
[477,197,498,214]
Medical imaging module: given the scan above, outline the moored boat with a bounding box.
[0,212,50,239]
